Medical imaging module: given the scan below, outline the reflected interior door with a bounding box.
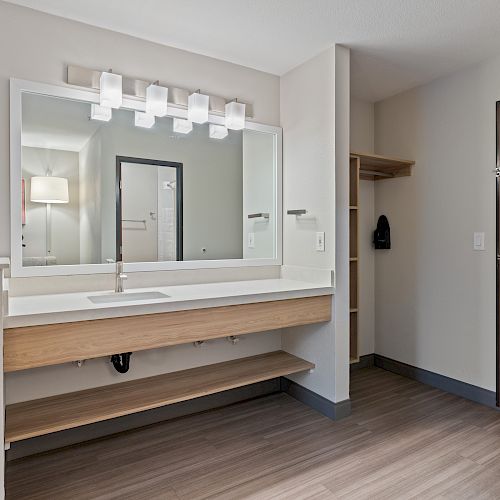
[121,162,158,262]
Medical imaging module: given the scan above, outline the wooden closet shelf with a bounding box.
[350,151,415,180]
[5,351,314,443]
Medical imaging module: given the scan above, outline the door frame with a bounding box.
[116,156,183,262]
[496,102,500,406]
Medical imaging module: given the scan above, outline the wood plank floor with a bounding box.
[7,366,500,499]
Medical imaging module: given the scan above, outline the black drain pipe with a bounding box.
[110,353,132,373]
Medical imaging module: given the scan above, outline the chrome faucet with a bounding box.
[115,261,128,293]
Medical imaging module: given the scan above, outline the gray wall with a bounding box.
[374,56,498,391]
[22,146,80,265]
[350,98,376,356]
[97,111,243,263]
[0,0,280,258]
[79,130,102,264]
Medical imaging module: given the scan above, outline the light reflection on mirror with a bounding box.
[20,92,276,267]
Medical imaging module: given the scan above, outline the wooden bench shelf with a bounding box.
[6,351,314,443]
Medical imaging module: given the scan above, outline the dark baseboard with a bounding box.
[374,354,497,409]
[8,376,351,460]
[350,354,375,371]
[280,378,351,420]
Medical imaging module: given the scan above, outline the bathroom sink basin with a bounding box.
[88,291,170,304]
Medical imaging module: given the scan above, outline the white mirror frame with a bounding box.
[10,78,282,277]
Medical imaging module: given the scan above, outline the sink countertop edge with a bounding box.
[4,279,334,329]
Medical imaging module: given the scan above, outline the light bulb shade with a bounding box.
[173,117,193,134]
[209,124,228,139]
[30,176,69,204]
[99,71,122,109]
[188,92,209,124]
[225,101,246,130]
[134,111,155,128]
[90,103,112,121]
[146,84,168,117]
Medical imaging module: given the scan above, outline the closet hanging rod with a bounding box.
[360,169,394,178]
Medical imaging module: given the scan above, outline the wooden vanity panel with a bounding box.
[4,295,331,372]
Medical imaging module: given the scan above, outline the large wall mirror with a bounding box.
[10,79,282,276]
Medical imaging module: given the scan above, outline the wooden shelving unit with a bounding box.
[6,351,314,443]
[349,151,414,363]
[349,156,360,362]
[351,151,415,181]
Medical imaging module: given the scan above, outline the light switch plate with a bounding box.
[473,232,485,251]
[316,231,325,252]
[248,232,255,249]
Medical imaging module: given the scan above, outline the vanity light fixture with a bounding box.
[134,111,155,128]
[146,84,168,117]
[187,91,209,124]
[173,117,193,134]
[99,71,122,109]
[225,100,246,130]
[209,124,228,139]
[90,103,112,121]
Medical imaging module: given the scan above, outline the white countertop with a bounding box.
[5,279,333,328]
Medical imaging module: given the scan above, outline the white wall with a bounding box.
[350,98,376,356]
[2,1,281,403]
[79,130,102,264]
[22,147,80,265]
[374,56,498,391]
[281,46,350,404]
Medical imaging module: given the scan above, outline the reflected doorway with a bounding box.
[116,156,183,263]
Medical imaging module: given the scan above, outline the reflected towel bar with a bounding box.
[248,213,270,219]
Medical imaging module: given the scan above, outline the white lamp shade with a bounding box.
[225,101,246,130]
[134,111,155,128]
[187,92,209,124]
[30,176,69,204]
[99,71,122,109]
[146,84,168,117]
[91,103,112,121]
[173,117,193,134]
[209,124,228,139]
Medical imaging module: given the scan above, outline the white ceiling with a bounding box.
[6,0,500,102]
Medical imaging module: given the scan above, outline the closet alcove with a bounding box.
[349,151,415,361]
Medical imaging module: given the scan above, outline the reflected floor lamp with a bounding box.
[30,176,69,256]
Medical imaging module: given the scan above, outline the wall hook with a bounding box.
[227,335,240,344]
[193,340,206,347]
